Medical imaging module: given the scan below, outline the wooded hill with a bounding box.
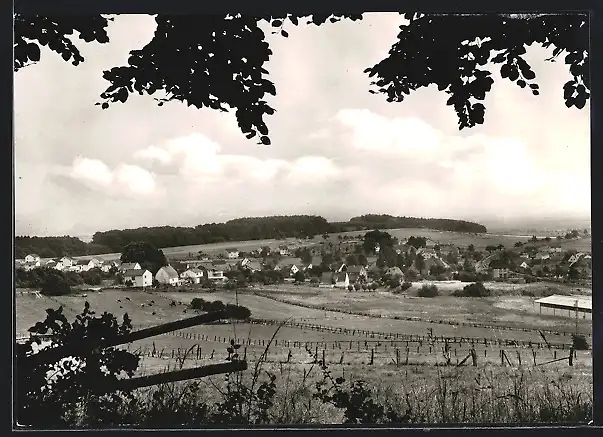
[16,214,487,257]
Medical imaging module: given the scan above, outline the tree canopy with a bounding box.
[14,12,589,142]
[120,241,168,274]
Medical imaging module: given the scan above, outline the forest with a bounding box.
[16,215,487,257]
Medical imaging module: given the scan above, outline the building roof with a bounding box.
[120,262,140,270]
[124,269,148,277]
[157,265,179,279]
[534,295,592,311]
[346,265,366,273]
[27,253,40,258]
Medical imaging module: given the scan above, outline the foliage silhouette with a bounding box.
[16,303,139,427]
[14,13,588,142]
[120,241,168,275]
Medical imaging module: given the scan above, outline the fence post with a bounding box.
[569,347,574,366]
[370,349,374,365]
[500,350,504,366]
[405,348,409,366]
[396,349,400,367]
[517,350,522,367]
[323,349,326,365]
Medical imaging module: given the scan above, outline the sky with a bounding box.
[14,13,591,238]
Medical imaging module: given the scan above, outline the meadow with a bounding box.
[15,282,593,425]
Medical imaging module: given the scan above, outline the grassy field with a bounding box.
[15,285,593,425]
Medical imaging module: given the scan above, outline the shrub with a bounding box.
[347,285,354,291]
[454,281,490,297]
[417,284,438,297]
[572,334,589,350]
[41,273,72,296]
[370,283,378,291]
[400,282,412,291]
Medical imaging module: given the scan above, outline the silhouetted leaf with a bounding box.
[281,30,289,38]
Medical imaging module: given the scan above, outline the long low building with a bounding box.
[534,295,592,315]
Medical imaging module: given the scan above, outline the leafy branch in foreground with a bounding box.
[14,12,588,141]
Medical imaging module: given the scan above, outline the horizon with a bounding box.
[14,212,591,242]
[14,13,591,237]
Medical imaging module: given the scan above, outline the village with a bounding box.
[14,229,593,293]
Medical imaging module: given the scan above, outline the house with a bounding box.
[239,258,251,268]
[206,268,226,281]
[119,262,141,273]
[83,258,103,270]
[46,260,58,269]
[536,252,551,260]
[123,269,153,288]
[490,259,510,279]
[226,249,240,259]
[279,263,299,277]
[334,272,350,289]
[242,260,262,273]
[155,265,180,286]
[336,263,347,273]
[60,257,75,268]
[519,261,530,270]
[181,268,205,284]
[22,261,40,271]
[319,272,335,288]
[73,259,96,272]
[25,254,41,263]
[346,265,368,279]
[567,253,582,265]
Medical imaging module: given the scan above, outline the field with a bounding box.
[15,283,593,424]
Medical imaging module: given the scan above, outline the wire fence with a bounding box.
[254,292,592,337]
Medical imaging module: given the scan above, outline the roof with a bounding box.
[124,269,148,277]
[346,265,365,273]
[120,262,140,270]
[534,295,592,311]
[27,253,40,258]
[157,265,179,279]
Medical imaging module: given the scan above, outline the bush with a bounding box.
[189,298,251,320]
[400,281,412,291]
[454,281,490,297]
[41,274,72,296]
[572,334,589,350]
[347,285,354,291]
[417,284,438,297]
[370,283,378,291]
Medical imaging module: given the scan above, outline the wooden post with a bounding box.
[370,349,374,365]
[322,349,326,365]
[405,347,409,366]
[500,350,504,366]
[569,347,574,366]
[471,348,477,367]
[517,350,522,367]
[396,349,400,367]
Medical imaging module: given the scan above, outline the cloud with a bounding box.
[67,157,156,196]
[133,133,343,185]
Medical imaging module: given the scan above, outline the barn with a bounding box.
[534,295,592,319]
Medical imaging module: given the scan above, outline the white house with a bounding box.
[334,272,350,289]
[119,262,141,273]
[207,268,226,281]
[181,268,205,284]
[25,254,41,263]
[155,265,180,286]
[520,261,530,270]
[84,258,103,270]
[226,249,240,259]
[22,260,41,271]
[60,257,75,268]
[567,254,581,264]
[123,269,153,288]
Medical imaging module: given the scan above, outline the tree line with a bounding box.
[17,215,488,257]
[14,236,113,259]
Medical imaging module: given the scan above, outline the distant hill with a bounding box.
[15,214,487,257]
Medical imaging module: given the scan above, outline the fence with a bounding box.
[131,334,582,371]
[254,292,592,337]
[18,310,247,394]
